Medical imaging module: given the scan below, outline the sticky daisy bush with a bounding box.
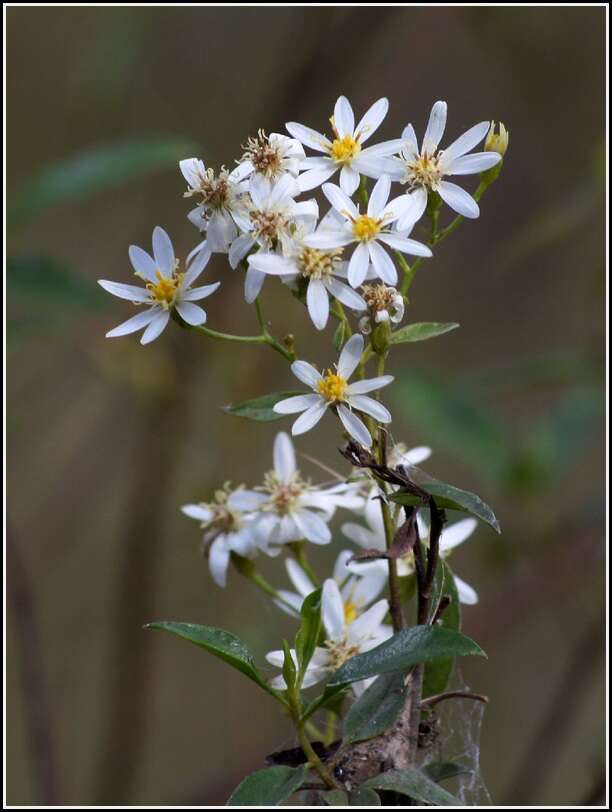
[100,95,508,806]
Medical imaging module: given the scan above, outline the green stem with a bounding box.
[181,317,295,362]
[288,542,319,586]
[296,720,339,789]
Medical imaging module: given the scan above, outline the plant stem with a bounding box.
[288,541,319,586]
[179,316,295,362]
[296,721,340,789]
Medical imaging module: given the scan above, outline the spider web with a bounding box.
[419,667,492,805]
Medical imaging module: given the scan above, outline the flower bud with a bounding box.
[485,121,509,157]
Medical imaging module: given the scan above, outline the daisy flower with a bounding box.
[98,226,219,345]
[343,489,479,604]
[237,432,363,547]
[394,100,502,226]
[247,219,366,330]
[274,549,387,618]
[181,485,268,588]
[266,577,391,695]
[287,95,404,195]
[273,333,393,448]
[305,176,432,288]
[180,158,249,253]
[229,173,318,303]
[359,282,405,334]
[237,130,305,180]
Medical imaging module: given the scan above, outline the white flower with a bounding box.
[343,488,479,604]
[181,485,266,587]
[266,578,391,695]
[98,226,219,345]
[304,176,432,288]
[237,432,363,547]
[287,95,404,195]
[247,220,366,330]
[229,173,318,302]
[359,283,405,333]
[180,159,249,253]
[273,333,393,448]
[394,100,502,226]
[237,130,305,180]
[274,549,387,618]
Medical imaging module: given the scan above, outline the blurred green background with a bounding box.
[6,6,606,806]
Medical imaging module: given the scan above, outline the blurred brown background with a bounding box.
[6,6,606,806]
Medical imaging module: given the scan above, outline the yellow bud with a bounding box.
[485,121,509,157]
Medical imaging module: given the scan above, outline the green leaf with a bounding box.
[362,768,464,806]
[9,136,198,227]
[330,626,485,686]
[349,787,381,805]
[390,322,459,344]
[324,789,349,805]
[145,621,273,695]
[302,683,349,721]
[343,672,405,744]
[295,589,322,681]
[389,479,500,534]
[223,391,302,422]
[424,762,471,783]
[423,562,460,698]
[227,765,309,806]
[281,640,297,695]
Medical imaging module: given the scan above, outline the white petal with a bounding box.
[454,574,479,605]
[140,309,170,344]
[175,301,206,326]
[269,172,298,206]
[437,181,480,219]
[105,307,158,338]
[208,537,230,587]
[293,508,331,545]
[347,242,370,288]
[440,517,478,552]
[396,445,432,466]
[292,400,327,435]
[291,360,323,388]
[151,226,175,278]
[333,550,354,583]
[249,174,271,210]
[395,188,428,231]
[274,431,296,484]
[341,521,381,550]
[348,394,392,423]
[183,245,211,286]
[285,122,331,152]
[339,164,360,196]
[378,233,432,257]
[350,571,387,607]
[355,97,388,143]
[325,278,366,312]
[334,95,355,138]
[273,394,320,414]
[346,375,394,395]
[367,174,391,218]
[297,164,337,192]
[182,282,220,301]
[439,121,490,165]
[353,155,403,180]
[227,490,268,511]
[98,280,150,302]
[322,578,345,640]
[229,234,255,269]
[307,278,330,330]
[401,124,419,159]
[361,139,406,158]
[444,151,501,176]
[304,229,354,250]
[286,557,315,597]
[322,182,359,220]
[422,100,447,155]
[368,241,397,284]
[179,157,204,188]
[244,267,266,303]
[347,599,389,642]
[128,245,158,282]
[337,404,372,448]
[337,333,364,379]
[248,253,296,276]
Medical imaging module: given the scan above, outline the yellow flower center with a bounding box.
[146,269,181,307]
[330,135,361,165]
[406,153,443,189]
[316,371,348,403]
[353,214,381,242]
[298,246,343,280]
[344,600,359,625]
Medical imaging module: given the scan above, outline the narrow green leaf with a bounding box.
[145,621,272,695]
[349,787,381,805]
[330,626,485,686]
[389,480,500,534]
[343,672,405,744]
[362,768,464,805]
[222,391,302,422]
[227,765,309,806]
[423,561,460,698]
[282,640,297,694]
[390,322,459,344]
[424,762,472,783]
[295,588,322,681]
[10,136,198,227]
